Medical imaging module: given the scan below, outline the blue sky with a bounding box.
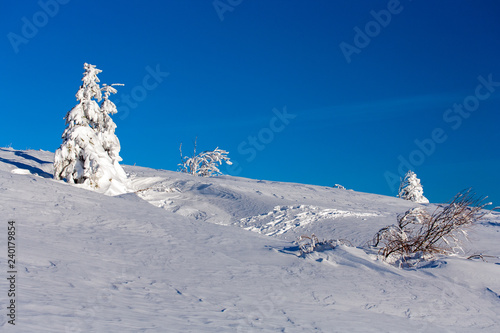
[2,0,499,205]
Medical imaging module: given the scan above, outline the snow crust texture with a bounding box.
[240,205,381,236]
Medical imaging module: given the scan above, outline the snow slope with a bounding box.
[1,147,499,332]
[129,165,415,245]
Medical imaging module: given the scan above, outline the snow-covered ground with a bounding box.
[1,147,499,332]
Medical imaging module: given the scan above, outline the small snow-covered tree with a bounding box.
[179,139,232,177]
[54,63,129,194]
[398,170,429,203]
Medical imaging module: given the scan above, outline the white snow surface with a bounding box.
[1,147,500,332]
[240,205,380,236]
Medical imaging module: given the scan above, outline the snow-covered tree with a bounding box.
[398,170,429,203]
[54,63,129,195]
[179,139,232,177]
[75,63,102,128]
[98,83,124,165]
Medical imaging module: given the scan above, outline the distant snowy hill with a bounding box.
[1,147,499,332]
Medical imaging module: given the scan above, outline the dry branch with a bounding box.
[373,189,491,263]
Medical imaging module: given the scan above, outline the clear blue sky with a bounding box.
[2,0,499,206]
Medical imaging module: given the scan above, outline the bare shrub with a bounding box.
[467,254,500,262]
[178,138,232,177]
[298,234,352,256]
[373,189,492,263]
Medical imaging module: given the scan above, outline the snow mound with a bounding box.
[135,181,181,208]
[240,205,380,236]
[11,168,31,175]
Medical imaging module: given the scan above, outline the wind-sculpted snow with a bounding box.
[1,148,500,332]
[240,205,381,236]
[128,166,415,243]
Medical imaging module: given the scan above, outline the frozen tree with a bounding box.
[398,170,429,204]
[54,63,129,194]
[99,83,125,165]
[75,63,102,128]
[179,139,232,177]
